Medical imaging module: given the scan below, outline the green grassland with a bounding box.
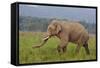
[19,32,96,64]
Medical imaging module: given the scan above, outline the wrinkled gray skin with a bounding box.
[33,20,90,55]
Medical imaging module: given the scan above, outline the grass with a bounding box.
[19,32,96,64]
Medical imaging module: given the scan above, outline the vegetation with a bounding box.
[19,16,96,34]
[19,32,96,64]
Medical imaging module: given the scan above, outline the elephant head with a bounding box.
[43,20,62,41]
[47,21,62,36]
[32,20,62,48]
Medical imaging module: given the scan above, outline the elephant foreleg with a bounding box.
[75,44,81,54]
[57,41,68,53]
[62,46,67,53]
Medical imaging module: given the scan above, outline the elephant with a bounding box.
[32,20,90,55]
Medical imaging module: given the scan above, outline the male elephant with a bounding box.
[33,20,90,55]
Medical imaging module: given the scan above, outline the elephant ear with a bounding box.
[55,23,62,34]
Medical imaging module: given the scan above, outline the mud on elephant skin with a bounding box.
[32,20,90,55]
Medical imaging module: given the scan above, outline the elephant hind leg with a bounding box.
[83,43,90,55]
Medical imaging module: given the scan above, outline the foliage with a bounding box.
[19,16,96,34]
[19,32,96,64]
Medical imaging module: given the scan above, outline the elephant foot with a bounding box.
[57,46,66,54]
[83,43,90,55]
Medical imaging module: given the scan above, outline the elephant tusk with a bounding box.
[32,36,49,48]
[43,36,50,41]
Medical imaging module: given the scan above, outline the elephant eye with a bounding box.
[48,27,51,32]
[48,25,55,33]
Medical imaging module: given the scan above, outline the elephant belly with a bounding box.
[69,31,88,44]
[69,32,82,43]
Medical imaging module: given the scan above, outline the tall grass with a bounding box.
[19,32,96,64]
